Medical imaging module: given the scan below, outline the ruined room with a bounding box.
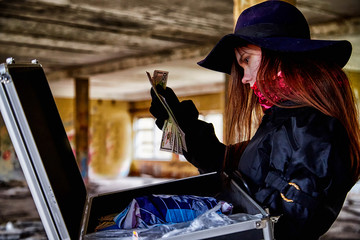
[0,0,359,239]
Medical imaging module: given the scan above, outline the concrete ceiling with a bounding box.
[0,0,359,101]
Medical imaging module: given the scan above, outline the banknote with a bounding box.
[153,70,168,89]
[147,70,187,154]
[160,119,175,152]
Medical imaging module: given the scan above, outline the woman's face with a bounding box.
[235,45,262,87]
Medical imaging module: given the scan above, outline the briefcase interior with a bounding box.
[84,172,273,240]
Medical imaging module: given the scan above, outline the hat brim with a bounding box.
[198,34,352,74]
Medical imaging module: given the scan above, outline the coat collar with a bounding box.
[263,102,314,124]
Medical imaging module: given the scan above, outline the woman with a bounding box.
[149,1,360,239]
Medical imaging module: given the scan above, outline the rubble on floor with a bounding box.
[0,221,46,240]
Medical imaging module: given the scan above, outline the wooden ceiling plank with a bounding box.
[310,17,360,37]
[0,14,221,47]
[0,1,232,37]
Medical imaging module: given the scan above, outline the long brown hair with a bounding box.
[225,48,360,181]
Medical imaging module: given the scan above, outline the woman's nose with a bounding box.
[242,73,251,85]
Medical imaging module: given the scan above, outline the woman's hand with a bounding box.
[149,86,199,132]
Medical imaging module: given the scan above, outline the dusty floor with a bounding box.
[0,178,359,239]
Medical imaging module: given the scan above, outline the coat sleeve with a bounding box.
[182,120,250,174]
[182,120,226,173]
[250,116,353,240]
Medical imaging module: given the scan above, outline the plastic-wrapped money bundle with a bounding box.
[146,70,187,155]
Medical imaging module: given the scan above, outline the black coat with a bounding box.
[183,105,354,240]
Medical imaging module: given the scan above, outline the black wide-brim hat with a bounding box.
[198,0,352,74]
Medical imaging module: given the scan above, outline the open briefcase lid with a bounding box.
[0,59,87,239]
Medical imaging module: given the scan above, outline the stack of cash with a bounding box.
[147,70,187,155]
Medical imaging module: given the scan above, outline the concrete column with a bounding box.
[75,77,89,183]
[280,0,296,5]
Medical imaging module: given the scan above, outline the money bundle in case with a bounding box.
[0,59,275,240]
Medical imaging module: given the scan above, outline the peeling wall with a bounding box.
[0,117,23,181]
[89,100,132,177]
[54,98,132,179]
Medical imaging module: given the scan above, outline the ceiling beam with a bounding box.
[46,44,213,81]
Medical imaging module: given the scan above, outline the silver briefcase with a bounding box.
[0,59,275,240]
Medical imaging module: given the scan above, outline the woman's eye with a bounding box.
[242,57,249,64]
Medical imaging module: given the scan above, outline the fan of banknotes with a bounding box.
[146,70,187,155]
